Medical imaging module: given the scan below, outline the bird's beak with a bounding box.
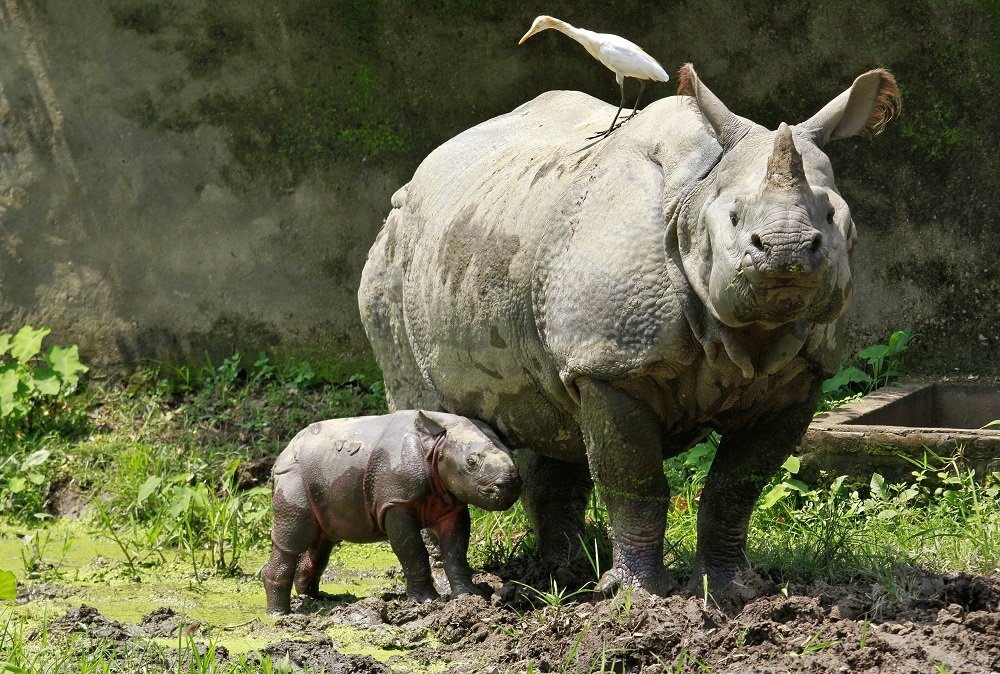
[517,28,537,45]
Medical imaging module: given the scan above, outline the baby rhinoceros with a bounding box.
[262,410,521,614]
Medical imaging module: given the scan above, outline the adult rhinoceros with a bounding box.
[358,63,899,598]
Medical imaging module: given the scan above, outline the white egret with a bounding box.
[518,15,669,139]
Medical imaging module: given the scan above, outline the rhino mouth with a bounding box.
[475,473,521,509]
[727,272,824,322]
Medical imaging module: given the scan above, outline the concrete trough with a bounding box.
[799,379,1000,483]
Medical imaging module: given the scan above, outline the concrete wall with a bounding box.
[0,0,997,374]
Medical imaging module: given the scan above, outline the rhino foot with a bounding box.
[685,565,762,612]
[450,580,492,599]
[594,565,678,600]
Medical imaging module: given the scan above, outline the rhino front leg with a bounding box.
[689,390,820,599]
[578,378,677,597]
[385,507,440,602]
[434,507,489,598]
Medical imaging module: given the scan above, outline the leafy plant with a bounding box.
[819,328,912,411]
[126,461,270,577]
[0,325,88,441]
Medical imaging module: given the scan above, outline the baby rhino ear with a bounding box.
[415,410,446,439]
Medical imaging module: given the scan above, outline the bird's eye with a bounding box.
[729,211,739,227]
[827,208,835,224]
[466,454,480,469]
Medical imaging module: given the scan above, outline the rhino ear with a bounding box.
[800,69,901,145]
[677,63,754,152]
[415,410,446,439]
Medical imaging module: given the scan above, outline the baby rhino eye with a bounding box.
[466,454,481,469]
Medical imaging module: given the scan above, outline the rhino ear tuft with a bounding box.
[415,410,447,439]
[802,69,901,145]
[676,62,697,98]
[676,63,754,152]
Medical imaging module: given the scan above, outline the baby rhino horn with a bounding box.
[766,122,806,189]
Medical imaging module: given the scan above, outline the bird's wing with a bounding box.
[598,35,669,82]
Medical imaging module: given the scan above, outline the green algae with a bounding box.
[0,519,442,666]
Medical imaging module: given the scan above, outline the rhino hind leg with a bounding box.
[519,450,593,574]
[294,536,337,598]
[263,486,322,614]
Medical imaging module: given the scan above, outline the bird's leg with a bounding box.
[625,81,646,121]
[588,80,627,140]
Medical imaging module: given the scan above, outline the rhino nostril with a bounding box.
[809,232,823,254]
[750,233,765,251]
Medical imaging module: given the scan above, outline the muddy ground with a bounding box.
[27,565,1000,673]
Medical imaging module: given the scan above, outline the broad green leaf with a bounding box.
[46,344,88,387]
[0,334,11,357]
[22,449,50,469]
[983,419,1000,429]
[870,473,888,501]
[10,325,50,363]
[857,343,889,364]
[0,569,15,601]
[877,508,898,520]
[0,367,21,417]
[32,368,61,395]
[169,489,193,518]
[137,476,162,505]
[888,328,912,354]
[781,456,801,474]
[784,478,811,494]
[26,472,45,485]
[828,475,848,496]
[760,483,790,509]
[822,366,871,393]
[8,476,26,494]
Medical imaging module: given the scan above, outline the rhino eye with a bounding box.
[729,211,739,227]
[827,208,835,224]
[466,454,481,470]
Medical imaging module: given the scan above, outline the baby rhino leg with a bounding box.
[263,477,320,614]
[384,507,439,602]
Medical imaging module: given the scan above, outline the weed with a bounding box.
[654,650,712,673]
[0,325,88,441]
[516,577,592,610]
[819,328,912,411]
[793,630,840,657]
[471,503,530,568]
[0,326,89,519]
[19,528,72,580]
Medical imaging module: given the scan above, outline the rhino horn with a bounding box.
[677,63,753,152]
[765,123,806,189]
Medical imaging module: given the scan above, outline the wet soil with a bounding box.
[20,567,1000,673]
